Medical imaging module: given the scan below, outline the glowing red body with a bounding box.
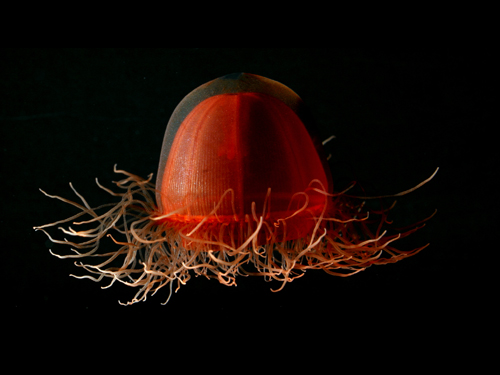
[156,75,331,243]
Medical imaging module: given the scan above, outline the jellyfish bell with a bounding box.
[34,73,437,305]
[156,73,333,246]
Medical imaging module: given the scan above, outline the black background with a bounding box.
[1,49,493,337]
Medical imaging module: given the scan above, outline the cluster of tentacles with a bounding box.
[34,165,437,305]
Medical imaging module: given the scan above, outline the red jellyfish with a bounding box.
[34,73,438,305]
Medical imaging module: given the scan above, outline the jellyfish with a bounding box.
[34,73,437,305]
